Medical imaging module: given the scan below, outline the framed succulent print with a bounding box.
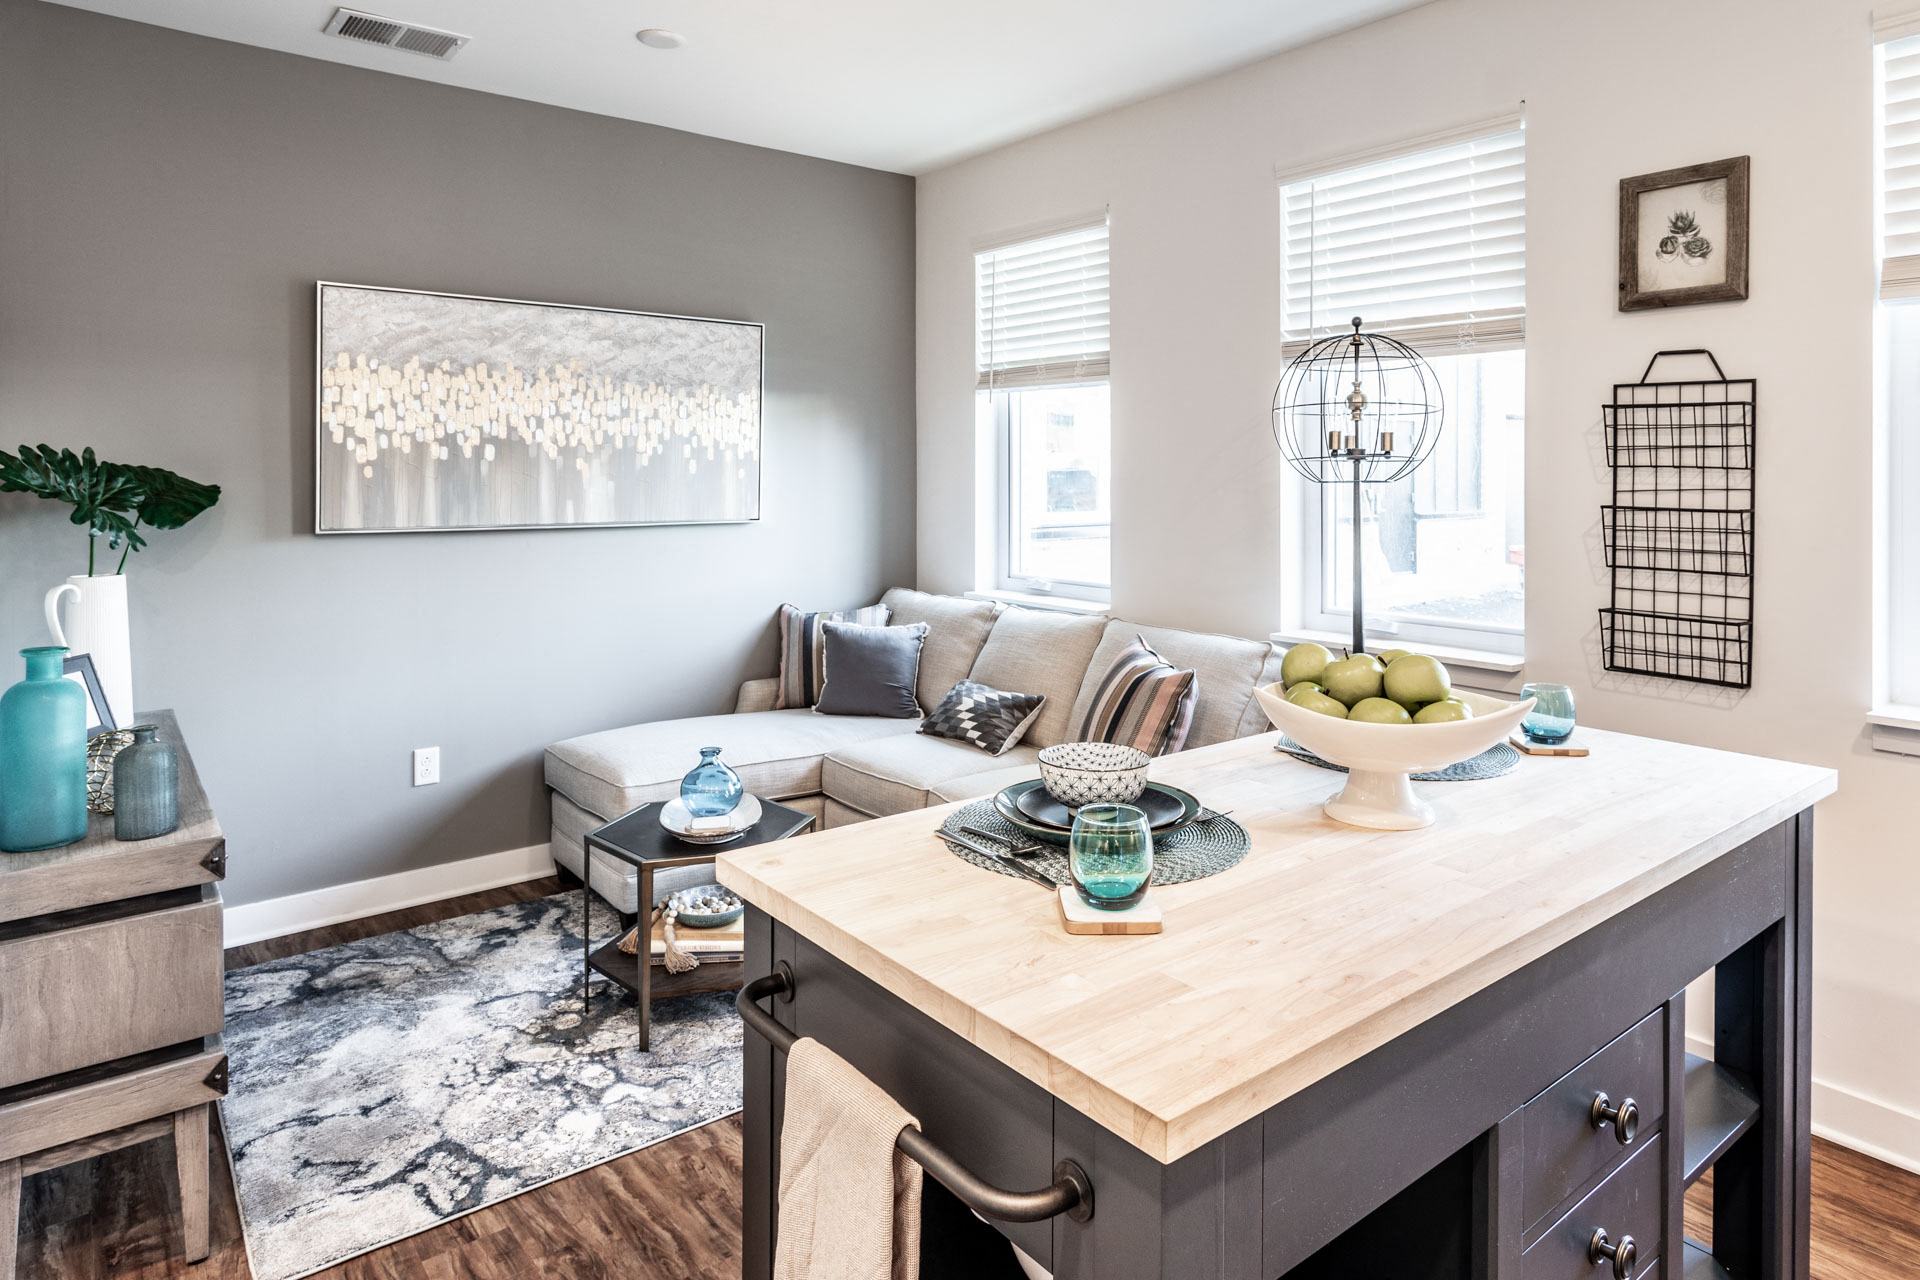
[1618,156,1750,311]
[315,283,763,533]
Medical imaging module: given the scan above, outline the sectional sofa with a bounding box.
[545,588,1286,912]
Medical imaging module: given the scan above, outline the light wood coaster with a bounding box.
[1057,885,1162,934]
[1511,736,1589,757]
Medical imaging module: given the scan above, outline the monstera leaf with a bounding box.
[0,444,219,572]
[0,444,144,544]
[124,465,221,529]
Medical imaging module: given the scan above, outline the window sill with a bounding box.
[1270,627,1526,679]
[1868,706,1920,757]
[967,589,1110,616]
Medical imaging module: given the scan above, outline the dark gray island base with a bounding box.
[737,810,1812,1280]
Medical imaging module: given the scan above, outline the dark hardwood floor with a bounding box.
[19,881,1920,1278]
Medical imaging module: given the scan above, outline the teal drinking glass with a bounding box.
[1520,682,1577,745]
[1069,803,1154,910]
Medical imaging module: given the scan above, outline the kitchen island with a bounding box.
[715,726,1835,1280]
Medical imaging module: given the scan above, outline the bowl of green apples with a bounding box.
[1254,642,1535,831]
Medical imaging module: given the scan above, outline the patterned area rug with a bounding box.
[221,892,742,1280]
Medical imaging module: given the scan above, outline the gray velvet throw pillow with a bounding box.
[814,621,929,718]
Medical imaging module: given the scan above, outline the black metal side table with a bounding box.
[582,796,814,1050]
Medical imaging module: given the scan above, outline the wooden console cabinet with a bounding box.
[0,710,227,1279]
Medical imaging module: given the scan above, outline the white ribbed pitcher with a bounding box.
[44,573,133,725]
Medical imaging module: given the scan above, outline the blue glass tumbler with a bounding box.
[1520,683,1577,745]
[1069,803,1154,910]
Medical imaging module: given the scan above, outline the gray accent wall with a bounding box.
[0,0,916,906]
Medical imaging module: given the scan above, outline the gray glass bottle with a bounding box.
[113,724,179,840]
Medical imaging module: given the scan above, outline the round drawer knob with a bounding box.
[1589,1091,1640,1145]
[1588,1227,1637,1279]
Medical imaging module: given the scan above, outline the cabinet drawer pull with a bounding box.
[1587,1227,1636,1279]
[1589,1092,1640,1145]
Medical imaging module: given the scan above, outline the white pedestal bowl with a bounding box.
[1254,684,1536,831]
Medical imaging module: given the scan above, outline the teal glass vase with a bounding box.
[1069,802,1154,910]
[0,646,89,852]
[114,724,180,840]
[680,746,743,818]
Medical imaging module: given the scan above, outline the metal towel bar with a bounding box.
[737,964,1095,1224]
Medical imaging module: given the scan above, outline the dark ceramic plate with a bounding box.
[992,778,1201,846]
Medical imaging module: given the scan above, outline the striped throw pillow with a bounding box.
[775,602,890,709]
[1074,636,1197,757]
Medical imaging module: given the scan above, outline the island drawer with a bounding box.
[0,886,224,1089]
[1519,1007,1666,1227]
[1521,1133,1663,1280]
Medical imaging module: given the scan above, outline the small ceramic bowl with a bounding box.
[666,883,745,929]
[1037,742,1151,807]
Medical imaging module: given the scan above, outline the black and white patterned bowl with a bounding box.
[1037,741,1151,807]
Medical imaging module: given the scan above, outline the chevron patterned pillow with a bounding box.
[919,680,1047,757]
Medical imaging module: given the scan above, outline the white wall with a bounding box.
[917,0,1920,1168]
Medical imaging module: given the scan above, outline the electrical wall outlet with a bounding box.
[412,746,440,787]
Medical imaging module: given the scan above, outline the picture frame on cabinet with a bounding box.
[1618,156,1750,311]
[63,652,116,735]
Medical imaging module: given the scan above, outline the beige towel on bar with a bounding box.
[774,1038,923,1280]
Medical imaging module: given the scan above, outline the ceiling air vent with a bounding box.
[323,7,469,61]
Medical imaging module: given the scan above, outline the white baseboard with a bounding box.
[222,843,554,947]
[1811,1080,1920,1176]
[1686,1034,1920,1175]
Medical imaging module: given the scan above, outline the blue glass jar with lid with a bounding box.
[680,746,743,819]
[0,645,89,852]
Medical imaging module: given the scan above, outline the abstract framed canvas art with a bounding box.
[1617,156,1750,311]
[315,283,762,532]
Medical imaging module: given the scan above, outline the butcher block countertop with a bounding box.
[715,727,1836,1164]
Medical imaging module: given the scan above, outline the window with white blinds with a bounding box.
[1281,127,1525,358]
[1880,31,1920,298]
[975,219,1110,390]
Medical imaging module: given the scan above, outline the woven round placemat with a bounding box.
[1273,735,1519,781]
[938,798,1250,887]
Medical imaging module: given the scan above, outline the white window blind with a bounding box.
[1281,128,1525,358]
[976,219,1110,391]
[1881,33,1920,298]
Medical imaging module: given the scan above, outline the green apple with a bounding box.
[1285,681,1325,699]
[1413,698,1474,724]
[1384,654,1452,708]
[1349,697,1413,725]
[1376,648,1412,665]
[1289,689,1350,719]
[1281,642,1336,688]
[1321,654,1386,707]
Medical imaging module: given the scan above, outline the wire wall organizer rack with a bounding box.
[1599,349,1755,689]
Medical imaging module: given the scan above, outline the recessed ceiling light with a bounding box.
[635,28,686,50]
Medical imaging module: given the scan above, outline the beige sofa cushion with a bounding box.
[546,708,916,820]
[1068,621,1284,749]
[880,587,1001,713]
[929,758,1043,806]
[822,732,1040,818]
[965,607,1108,748]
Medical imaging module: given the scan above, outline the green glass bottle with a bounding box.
[0,646,88,851]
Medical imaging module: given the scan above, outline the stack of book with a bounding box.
[619,916,745,966]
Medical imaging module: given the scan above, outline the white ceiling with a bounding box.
[44,0,1434,174]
